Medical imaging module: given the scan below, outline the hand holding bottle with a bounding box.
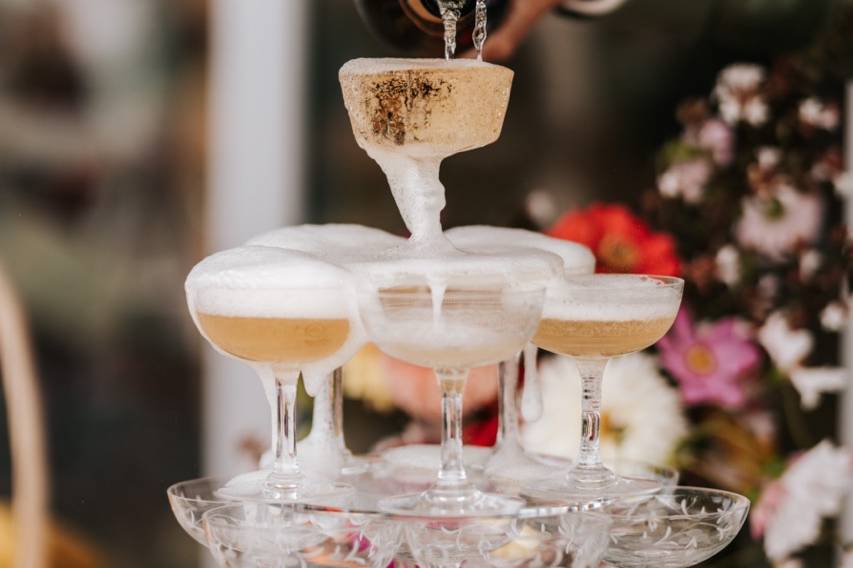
[471,0,564,61]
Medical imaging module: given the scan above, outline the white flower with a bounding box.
[342,345,395,412]
[763,441,853,560]
[777,560,804,568]
[743,98,770,126]
[798,98,840,130]
[736,185,822,260]
[835,171,853,198]
[522,354,687,466]
[799,249,823,281]
[758,312,813,372]
[757,147,782,171]
[715,64,769,126]
[715,245,741,286]
[717,64,765,92]
[658,159,712,204]
[820,302,848,332]
[525,189,559,228]
[789,367,848,410]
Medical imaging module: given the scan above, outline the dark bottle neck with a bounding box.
[400,0,477,36]
[415,0,476,19]
[355,0,507,55]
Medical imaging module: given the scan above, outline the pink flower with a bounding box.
[380,355,498,422]
[658,309,761,409]
[684,118,734,166]
[751,479,786,539]
[735,184,823,260]
[658,159,712,204]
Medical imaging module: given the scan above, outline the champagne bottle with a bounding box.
[354,0,630,56]
[354,0,509,56]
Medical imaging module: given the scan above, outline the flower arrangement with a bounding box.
[539,12,853,565]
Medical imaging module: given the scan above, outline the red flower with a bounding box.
[548,203,681,276]
[463,413,498,447]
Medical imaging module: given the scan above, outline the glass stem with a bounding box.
[331,367,348,452]
[497,352,522,447]
[264,371,301,499]
[575,359,609,470]
[435,368,470,490]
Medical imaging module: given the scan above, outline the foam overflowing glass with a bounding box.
[170,49,750,568]
[185,247,364,501]
[358,274,547,516]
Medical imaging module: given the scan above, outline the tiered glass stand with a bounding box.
[169,471,748,568]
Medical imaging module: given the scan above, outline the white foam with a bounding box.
[248,224,562,293]
[247,224,405,264]
[446,226,596,276]
[542,275,682,321]
[365,147,446,240]
[520,342,542,422]
[339,57,500,76]
[186,246,356,319]
[347,246,562,290]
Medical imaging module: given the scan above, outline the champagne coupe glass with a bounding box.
[444,226,597,484]
[525,274,683,503]
[400,509,612,568]
[203,502,401,568]
[604,487,750,567]
[186,246,363,500]
[168,478,229,546]
[248,224,408,479]
[358,273,547,516]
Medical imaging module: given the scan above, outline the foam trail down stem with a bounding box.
[521,342,542,422]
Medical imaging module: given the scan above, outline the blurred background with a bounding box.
[0,0,851,566]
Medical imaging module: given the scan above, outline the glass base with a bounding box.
[380,444,491,470]
[339,453,371,476]
[379,487,523,518]
[523,465,662,507]
[533,454,680,488]
[484,444,555,484]
[261,447,370,478]
[215,469,352,502]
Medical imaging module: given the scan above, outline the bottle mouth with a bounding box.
[404,0,476,24]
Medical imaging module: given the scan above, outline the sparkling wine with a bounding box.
[197,313,350,365]
[533,317,675,358]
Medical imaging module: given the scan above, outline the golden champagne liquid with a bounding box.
[533,317,674,358]
[197,313,350,364]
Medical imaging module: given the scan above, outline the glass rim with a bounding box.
[189,285,354,293]
[201,501,387,527]
[363,284,548,297]
[200,501,615,526]
[605,486,751,517]
[559,274,684,289]
[167,477,228,505]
